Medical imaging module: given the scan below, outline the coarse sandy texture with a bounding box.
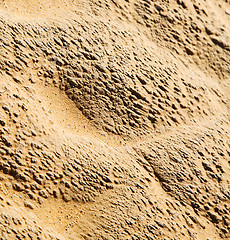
[0,0,229,239]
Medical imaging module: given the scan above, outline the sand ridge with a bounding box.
[0,0,229,239]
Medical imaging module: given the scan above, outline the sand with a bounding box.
[0,0,229,239]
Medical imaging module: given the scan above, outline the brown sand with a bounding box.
[0,0,229,239]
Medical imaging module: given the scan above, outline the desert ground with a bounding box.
[0,0,229,239]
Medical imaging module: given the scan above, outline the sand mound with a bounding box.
[0,0,229,239]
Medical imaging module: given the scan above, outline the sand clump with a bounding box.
[0,0,229,239]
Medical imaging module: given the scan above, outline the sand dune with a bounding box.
[0,0,229,239]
